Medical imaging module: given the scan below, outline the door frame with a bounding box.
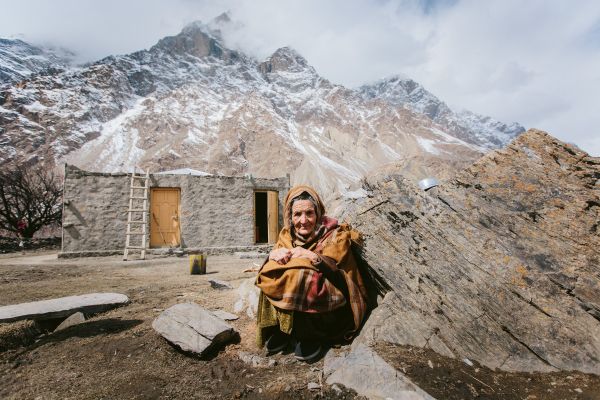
[253,190,279,244]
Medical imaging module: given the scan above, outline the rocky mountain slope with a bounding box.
[346,129,600,374]
[359,76,524,148]
[0,20,524,197]
[0,39,72,85]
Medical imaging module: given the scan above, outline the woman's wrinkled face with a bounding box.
[292,200,317,237]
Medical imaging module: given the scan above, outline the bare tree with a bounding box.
[0,165,62,238]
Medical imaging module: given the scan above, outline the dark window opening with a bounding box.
[255,192,268,243]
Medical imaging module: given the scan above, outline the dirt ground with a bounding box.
[375,343,600,400]
[1,251,599,400]
[0,251,361,400]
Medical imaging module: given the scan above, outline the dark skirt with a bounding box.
[256,291,354,347]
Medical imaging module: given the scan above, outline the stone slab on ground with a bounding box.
[152,302,237,357]
[54,312,86,332]
[0,293,130,323]
[211,310,239,321]
[324,344,435,400]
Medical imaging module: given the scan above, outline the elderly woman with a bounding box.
[255,185,368,361]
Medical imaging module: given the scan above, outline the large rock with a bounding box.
[324,344,435,400]
[347,129,600,374]
[152,303,237,356]
[0,293,129,323]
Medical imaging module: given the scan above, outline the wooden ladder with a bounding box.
[123,168,150,261]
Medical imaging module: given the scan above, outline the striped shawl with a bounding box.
[256,220,368,337]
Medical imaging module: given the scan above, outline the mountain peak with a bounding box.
[181,20,208,35]
[151,21,229,60]
[211,11,232,25]
[361,75,422,98]
[259,46,310,74]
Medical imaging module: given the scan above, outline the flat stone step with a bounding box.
[0,293,130,323]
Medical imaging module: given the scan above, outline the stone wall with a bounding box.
[61,165,289,254]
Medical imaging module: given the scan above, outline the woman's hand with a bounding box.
[269,248,292,264]
[290,247,321,265]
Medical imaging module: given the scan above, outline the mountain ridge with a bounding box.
[0,20,525,197]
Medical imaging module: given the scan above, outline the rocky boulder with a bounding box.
[152,303,237,357]
[347,129,600,374]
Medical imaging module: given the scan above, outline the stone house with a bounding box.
[60,165,289,257]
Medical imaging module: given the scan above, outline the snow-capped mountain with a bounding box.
[0,39,73,85]
[358,76,524,148]
[0,19,524,197]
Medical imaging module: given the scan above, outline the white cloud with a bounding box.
[1,0,599,155]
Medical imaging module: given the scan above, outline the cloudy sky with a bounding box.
[1,0,599,155]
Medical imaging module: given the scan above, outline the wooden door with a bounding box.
[150,188,181,247]
[267,191,279,244]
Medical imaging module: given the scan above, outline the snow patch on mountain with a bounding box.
[65,96,148,171]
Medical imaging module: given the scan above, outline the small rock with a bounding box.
[463,358,474,367]
[234,277,260,318]
[54,312,86,332]
[238,351,277,367]
[308,382,320,390]
[211,310,239,321]
[427,360,434,369]
[574,388,583,393]
[209,279,233,290]
[331,384,342,393]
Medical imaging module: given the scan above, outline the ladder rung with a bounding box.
[126,233,145,236]
[128,220,146,224]
[131,196,147,199]
[126,246,146,249]
[131,186,147,189]
[128,209,147,212]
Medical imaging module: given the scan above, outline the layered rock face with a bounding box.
[347,129,600,373]
[0,20,524,198]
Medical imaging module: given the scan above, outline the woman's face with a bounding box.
[291,199,317,237]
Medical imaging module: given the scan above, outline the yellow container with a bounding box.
[190,254,207,275]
